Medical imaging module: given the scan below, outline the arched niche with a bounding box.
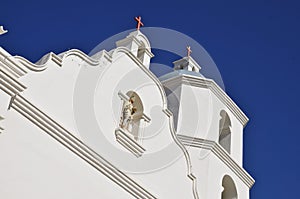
[221,175,238,199]
[126,91,144,117]
[219,110,232,153]
[121,91,144,141]
[137,42,146,63]
[116,90,150,157]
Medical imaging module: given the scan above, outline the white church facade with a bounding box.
[0,23,254,198]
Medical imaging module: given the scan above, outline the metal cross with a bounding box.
[186,46,192,57]
[135,16,144,30]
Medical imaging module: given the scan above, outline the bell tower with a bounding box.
[160,48,254,198]
[115,16,154,68]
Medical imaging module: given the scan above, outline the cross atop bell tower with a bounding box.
[186,46,192,57]
[173,46,201,73]
[134,16,144,30]
[116,18,154,68]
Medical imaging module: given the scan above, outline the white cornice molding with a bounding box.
[144,48,154,58]
[161,74,249,127]
[173,56,201,72]
[0,47,110,80]
[8,94,156,199]
[177,134,255,188]
[0,47,27,96]
[115,128,146,157]
[59,49,110,66]
[0,67,26,96]
[14,53,60,72]
[14,49,107,73]
[0,47,27,78]
[0,48,111,97]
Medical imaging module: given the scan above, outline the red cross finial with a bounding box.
[186,46,192,57]
[135,16,144,30]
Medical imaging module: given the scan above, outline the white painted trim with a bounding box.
[144,48,154,58]
[115,128,146,157]
[0,45,227,199]
[14,49,107,73]
[162,109,200,199]
[0,48,109,97]
[0,47,27,78]
[177,134,255,188]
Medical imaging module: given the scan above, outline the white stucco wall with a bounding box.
[77,53,195,198]
[0,48,198,198]
[0,102,134,199]
[186,147,249,199]
[0,30,253,199]
[170,83,244,165]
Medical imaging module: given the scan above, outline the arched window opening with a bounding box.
[221,175,238,199]
[219,110,232,153]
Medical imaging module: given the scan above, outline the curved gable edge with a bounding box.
[0,46,201,199]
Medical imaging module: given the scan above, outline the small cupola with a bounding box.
[116,16,154,68]
[173,46,201,73]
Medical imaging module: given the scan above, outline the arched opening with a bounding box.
[120,91,144,141]
[221,175,238,199]
[219,110,232,153]
[137,43,146,63]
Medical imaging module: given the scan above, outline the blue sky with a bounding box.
[1,0,299,198]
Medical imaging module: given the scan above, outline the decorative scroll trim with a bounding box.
[177,134,255,188]
[9,94,156,199]
[0,47,112,97]
[163,109,200,199]
[14,49,110,73]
